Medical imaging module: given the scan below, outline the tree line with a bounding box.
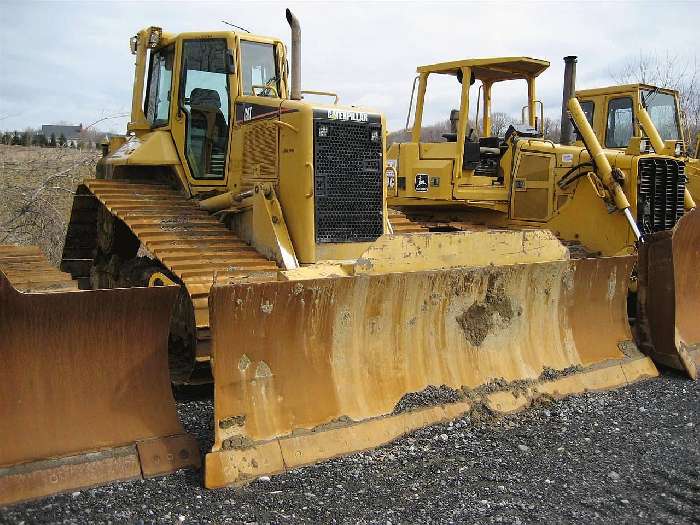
[0,128,105,149]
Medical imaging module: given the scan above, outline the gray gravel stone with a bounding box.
[2,374,698,524]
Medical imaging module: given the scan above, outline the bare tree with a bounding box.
[490,112,518,138]
[388,117,484,146]
[610,51,699,155]
[541,117,561,142]
[387,120,451,146]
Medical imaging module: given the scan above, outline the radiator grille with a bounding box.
[637,158,685,234]
[313,119,384,243]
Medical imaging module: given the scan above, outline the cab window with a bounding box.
[605,97,633,148]
[642,90,680,141]
[145,45,175,127]
[579,100,594,126]
[240,41,279,97]
[180,39,230,179]
[574,100,594,142]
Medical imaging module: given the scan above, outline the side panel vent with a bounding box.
[242,122,278,192]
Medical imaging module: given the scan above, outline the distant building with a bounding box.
[41,124,83,147]
[31,124,119,148]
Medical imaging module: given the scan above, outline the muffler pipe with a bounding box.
[560,56,577,145]
[286,9,301,100]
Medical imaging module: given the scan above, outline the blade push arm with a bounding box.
[567,98,643,240]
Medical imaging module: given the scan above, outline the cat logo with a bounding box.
[414,174,429,192]
[244,106,253,121]
[327,109,369,122]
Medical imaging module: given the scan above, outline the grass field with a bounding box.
[0,145,99,264]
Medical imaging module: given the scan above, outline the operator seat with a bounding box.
[189,88,228,177]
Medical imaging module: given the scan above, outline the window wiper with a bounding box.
[641,87,659,108]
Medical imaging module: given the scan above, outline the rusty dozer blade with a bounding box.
[205,256,657,487]
[637,208,700,379]
[0,249,200,506]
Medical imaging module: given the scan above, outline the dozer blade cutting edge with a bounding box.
[0,246,200,506]
[205,255,657,487]
[637,208,700,379]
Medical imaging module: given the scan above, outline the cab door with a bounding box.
[171,36,235,188]
[603,95,635,149]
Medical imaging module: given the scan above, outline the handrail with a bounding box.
[404,76,420,131]
[301,90,339,104]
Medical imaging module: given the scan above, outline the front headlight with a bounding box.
[640,138,654,154]
[674,142,682,157]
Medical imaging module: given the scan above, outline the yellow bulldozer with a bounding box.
[574,81,699,201]
[1,14,659,503]
[386,55,698,379]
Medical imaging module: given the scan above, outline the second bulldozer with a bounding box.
[44,13,656,490]
[387,56,698,378]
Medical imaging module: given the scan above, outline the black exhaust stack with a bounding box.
[560,56,578,145]
[285,9,301,100]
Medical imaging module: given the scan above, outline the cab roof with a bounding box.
[576,83,679,98]
[416,57,550,82]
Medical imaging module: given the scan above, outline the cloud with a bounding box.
[0,1,697,133]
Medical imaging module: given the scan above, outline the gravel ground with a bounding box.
[3,373,698,524]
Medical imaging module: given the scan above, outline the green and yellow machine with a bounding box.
[387,55,699,379]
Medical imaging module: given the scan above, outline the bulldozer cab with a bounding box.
[388,57,549,210]
[125,27,289,191]
[101,24,388,266]
[574,84,685,156]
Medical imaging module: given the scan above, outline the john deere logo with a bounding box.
[414,174,429,192]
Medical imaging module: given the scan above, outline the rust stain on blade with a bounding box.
[672,209,700,379]
[637,209,700,379]
[0,248,201,505]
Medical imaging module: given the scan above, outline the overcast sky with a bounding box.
[1,0,698,134]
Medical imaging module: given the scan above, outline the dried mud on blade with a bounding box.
[205,256,657,487]
[637,208,700,379]
[0,250,200,506]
